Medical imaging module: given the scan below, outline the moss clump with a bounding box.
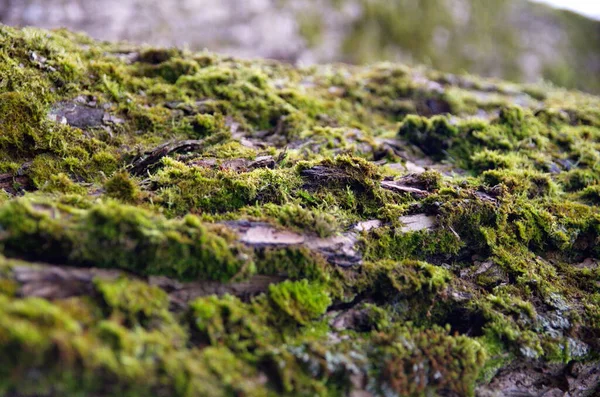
[398,114,459,159]
[0,199,253,281]
[95,278,169,320]
[190,294,272,353]
[150,158,300,216]
[104,171,141,203]
[251,203,340,237]
[0,92,47,155]
[375,325,487,397]
[268,280,331,325]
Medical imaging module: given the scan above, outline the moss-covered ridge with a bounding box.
[0,24,599,396]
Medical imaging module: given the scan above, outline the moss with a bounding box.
[358,260,451,301]
[363,223,463,262]
[581,185,600,203]
[296,155,388,218]
[0,275,18,297]
[190,294,272,353]
[254,246,329,281]
[268,280,331,325]
[176,65,310,136]
[150,158,301,216]
[398,114,459,160]
[482,169,556,198]
[189,113,224,138]
[0,23,600,396]
[140,58,200,84]
[0,92,47,156]
[561,169,600,192]
[91,151,120,175]
[95,278,169,321]
[38,173,84,194]
[471,149,527,173]
[104,171,141,203]
[374,325,487,397]
[0,199,253,282]
[252,203,340,238]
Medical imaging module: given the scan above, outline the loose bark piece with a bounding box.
[574,258,598,270]
[300,166,355,186]
[380,180,430,198]
[306,233,362,268]
[226,220,362,267]
[475,361,600,397]
[248,155,276,170]
[48,101,106,129]
[129,139,208,175]
[398,214,436,233]
[354,220,383,232]
[239,224,306,246]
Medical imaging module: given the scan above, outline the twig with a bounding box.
[128,139,208,176]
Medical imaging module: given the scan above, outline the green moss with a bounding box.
[176,65,310,136]
[95,278,169,320]
[140,58,200,84]
[0,23,600,396]
[581,185,600,203]
[374,325,487,397]
[0,92,47,155]
[363,224,463,262]
[254,246,329,281]
[44,173,87,194]
[91,151,120,175]
[561,169,600,192]
[190,294,272,353]
[482,169,556,198]
[358,260,451,300]
[471,149,527,173]
[268,280,331,325]
[156,158,301,216]
[104,171,141,203]
[398,114,459,160]
[252,203,340,237]
[0,199,253,282]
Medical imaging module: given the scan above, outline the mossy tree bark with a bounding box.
[0,25,599,396]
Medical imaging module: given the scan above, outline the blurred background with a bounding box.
[1,0,599,93]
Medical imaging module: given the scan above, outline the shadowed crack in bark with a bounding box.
[149,274,286,308]
[12,264,285,306]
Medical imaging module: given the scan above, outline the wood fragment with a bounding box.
[380,180,430,198]
[129,139,208,175]
[354,220,383,232]
[226,220,362,267]
[398,214,436,233]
